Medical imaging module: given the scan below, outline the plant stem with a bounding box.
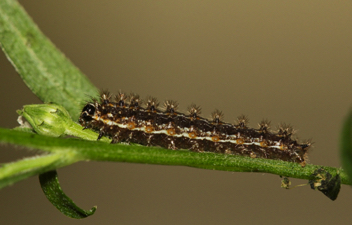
[0,151,80,189]
[0,128,350,190]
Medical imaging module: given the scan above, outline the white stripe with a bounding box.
[96,116,283,149]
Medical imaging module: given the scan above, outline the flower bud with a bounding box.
[17,104,72,137]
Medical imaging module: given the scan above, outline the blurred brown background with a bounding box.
[1,1,352,224]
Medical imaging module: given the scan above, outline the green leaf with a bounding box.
[39,170,97,219]
[0,0,99,121]
[341,110,352,183]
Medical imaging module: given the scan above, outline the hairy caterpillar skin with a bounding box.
[79,91,311,166]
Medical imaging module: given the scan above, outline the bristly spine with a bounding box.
[79,91,312,166]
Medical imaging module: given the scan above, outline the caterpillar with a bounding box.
[79,91,311,166]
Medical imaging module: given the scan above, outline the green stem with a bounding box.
[0,151,80,189]
[0,128,350,190]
